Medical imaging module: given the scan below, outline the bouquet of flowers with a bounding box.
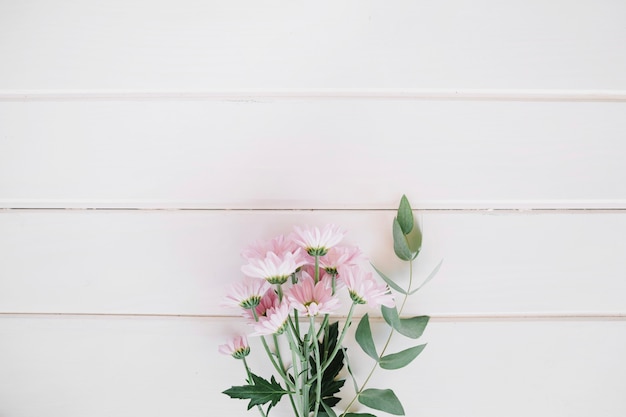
[220,196,439,417]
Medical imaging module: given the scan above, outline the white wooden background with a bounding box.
[1,1,625,416]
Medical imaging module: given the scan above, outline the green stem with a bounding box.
[242,357,268,417]
[339,260,415,416]
[310,316,323,417]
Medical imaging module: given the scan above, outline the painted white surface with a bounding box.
[1,100,625,209]
[1,1,625,416]
[1,0,625,90]
[1,210,625,316]
[0,317,624,417]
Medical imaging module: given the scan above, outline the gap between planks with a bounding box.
[1,89,626,102]
[1,312,624,321]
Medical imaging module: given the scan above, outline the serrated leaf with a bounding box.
[371,264,407,295]
[321,401,338,417]
[408,259,443,295]
[392,219,412,261]
[379,344,427,370]
[309,321,346,412]
[355,314,378,360]
[397,195,413,235]
[359,388,405,415]
[222,373,289,410]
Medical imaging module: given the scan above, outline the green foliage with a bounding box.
[396,195,414,235]
[344,414,378,417]
[393,194,422,260]
[371,264,407,295]
[379,345,427,370]
[355,314,378,360]
[309,322,346,412]
[222,373,289,410]
[392,218,413,261]
[381,306,429,339]
[359,388,405,415]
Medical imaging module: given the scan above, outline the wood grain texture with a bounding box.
[1,0,625,90]
[1,210,624,316]
[1,100,625,209]
[0,316,624,417]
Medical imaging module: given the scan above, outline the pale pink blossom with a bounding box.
[320,246,367,273]
[218,335,250,359]
[338,265,395,308]
[241,234,300,261]
[285,272,340,317]
[241,251,305,285]
[222,277,271,310]
[252,300,291,336]
[243,289,279,322]
[291,224,346,256]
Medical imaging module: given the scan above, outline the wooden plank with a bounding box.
[1,210,624,316]
[0,1,625,90]
[1,100,625,209]
[0,316,624,417]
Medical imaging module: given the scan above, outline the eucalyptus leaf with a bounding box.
[405,223,422,255]
[379,344,427,370]
[371,264,407,295]
[392,219,412,261]
[396,195,413,235]
[408,259,443,295]
[359,388,405,415]
[397,315,429,339]
[381,305,400,329]
[355,314,378,360]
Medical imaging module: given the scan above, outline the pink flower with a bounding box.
[222,277,271,310]
[252,300,291,336]
[338,265,395,308]
[291,224,346,256]
[218,335,250,359]
[319,246,366,274]
[285,272,340,317]
[241,234,300,261]
[241,251,305,285]
[243,289,279,322]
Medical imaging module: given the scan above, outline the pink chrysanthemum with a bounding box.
[241,251,305,285]
[241,234,301,261]
[243,289,279,322]
[252,300,291,336]
[338,265,395,308]
[286,272,340,317]
[291,224,346,256]
[222,277,271,310]
[218,335,250,359]
[319,246,367,274]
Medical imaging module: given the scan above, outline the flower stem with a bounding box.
[242,357,268,417]
[340,260,414,416]
[310,316,323,417]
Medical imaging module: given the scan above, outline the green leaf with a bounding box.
[371,264,407,295]
[345,414,378,417]
[355,314,378,360]
[321,401,338,417]
[408,259,443,295]
[392,218,412,261]
[396,195,413,235]
[381,304,400,329]
[405,222,422,256]
[379,344,427,370]
[222,373,289,410]
[359,388,405,415]
[309,321,346,412]
[381,306,429,339]
[398,315,429,339]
